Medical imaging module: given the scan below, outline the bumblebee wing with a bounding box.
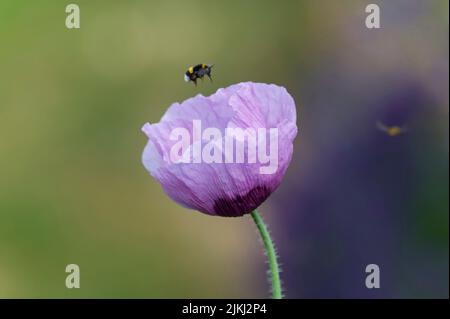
[376,121,388,132]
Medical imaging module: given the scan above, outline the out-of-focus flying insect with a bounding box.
[376,121,408,137]
[184,64,214,85]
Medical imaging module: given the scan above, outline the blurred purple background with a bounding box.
[269,0,448,298]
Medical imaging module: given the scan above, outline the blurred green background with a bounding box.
[0,0,448,298]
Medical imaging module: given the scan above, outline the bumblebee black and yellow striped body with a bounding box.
[184,64,214,85]
[376,121,408,137]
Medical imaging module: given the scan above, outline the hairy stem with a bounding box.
[251,209,282,299]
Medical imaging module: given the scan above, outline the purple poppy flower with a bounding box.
[141,82,297,217]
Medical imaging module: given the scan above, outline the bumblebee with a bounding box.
[184,64,214,85]
[376,121,408,137]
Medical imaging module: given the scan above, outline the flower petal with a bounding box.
[141,82,298,217]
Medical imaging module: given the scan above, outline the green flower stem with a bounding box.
[251,209,282,299]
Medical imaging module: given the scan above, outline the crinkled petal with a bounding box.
[141,82,298,217]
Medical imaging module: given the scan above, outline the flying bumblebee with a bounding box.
[184,64,214,85]
[376,121,408,137]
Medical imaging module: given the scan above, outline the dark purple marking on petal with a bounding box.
[213,186,272,217]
